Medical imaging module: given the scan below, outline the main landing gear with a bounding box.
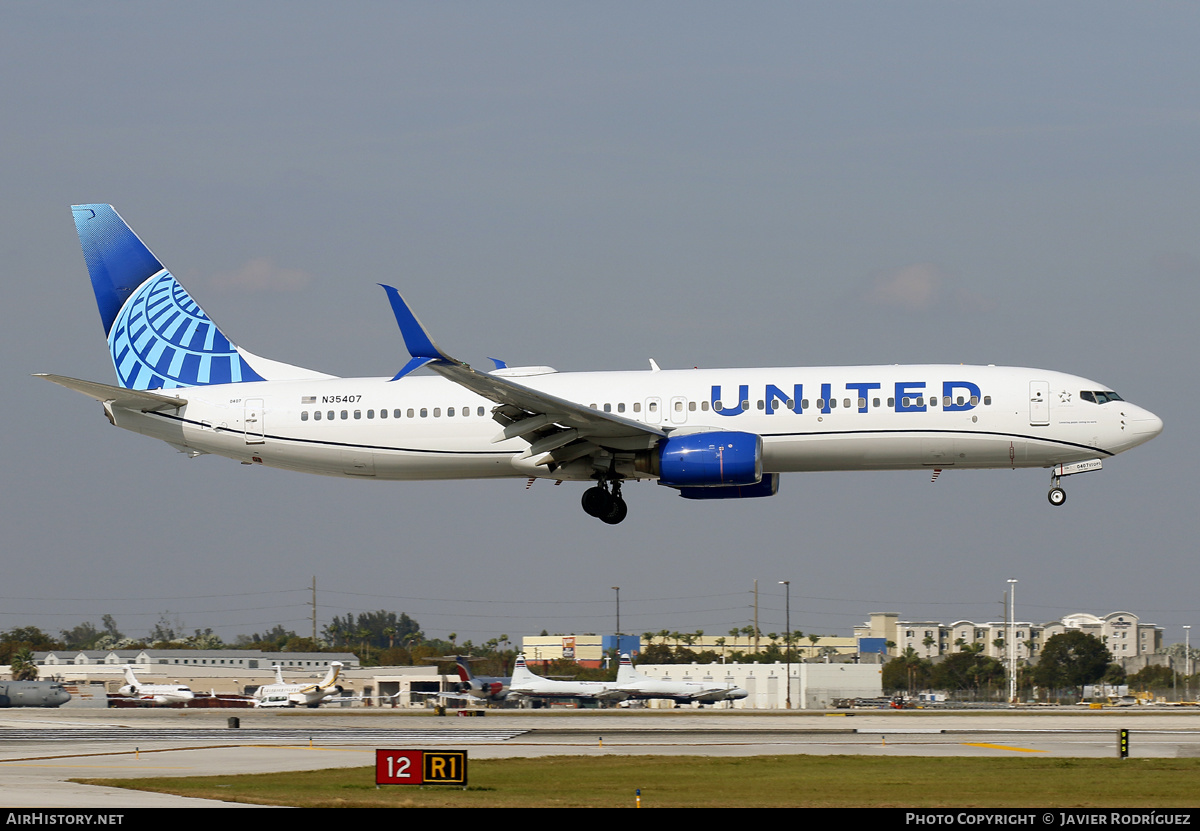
[581,478,628,525]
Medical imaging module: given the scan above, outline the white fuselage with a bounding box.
[106,364,1162,482]
[617,677,747,702]
[117,683,194,705]
[253,683,333,708]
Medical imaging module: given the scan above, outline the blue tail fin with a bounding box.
[72,205,265,390]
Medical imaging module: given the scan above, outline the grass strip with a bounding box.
[77,754,1200,808]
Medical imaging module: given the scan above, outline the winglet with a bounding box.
[380,285,448,359]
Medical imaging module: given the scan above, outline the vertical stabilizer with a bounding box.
[615,653,640,685]
[320,662,343,688]
[71,204,265,390]
[511,654,537,684]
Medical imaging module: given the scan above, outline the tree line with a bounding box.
[2,610,517,680]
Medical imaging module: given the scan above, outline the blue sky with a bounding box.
[1,3,1194,649]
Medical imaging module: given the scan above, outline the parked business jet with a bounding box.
[253,662,344,708]
[614,654,747,706]
[117,665,195,705]
[507,654,624,702]
[39,205,1163,524]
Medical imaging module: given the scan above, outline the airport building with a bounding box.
[34,648,358,678]
[523,632,880,664]
[855,611,1163,661]
[632,661,882,709]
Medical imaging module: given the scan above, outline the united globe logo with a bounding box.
[107,270,263,390]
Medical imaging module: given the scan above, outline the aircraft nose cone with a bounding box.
[1132,409,1164,438]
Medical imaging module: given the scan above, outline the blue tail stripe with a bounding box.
[73,205,164,335]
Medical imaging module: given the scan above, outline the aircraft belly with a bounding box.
[245,442,519,481]
[763,433,947,471]
[762,429,1092,472]
[112,409,186,445]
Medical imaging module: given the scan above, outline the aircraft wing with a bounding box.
[35,374,187,412]
[381,286,666,467]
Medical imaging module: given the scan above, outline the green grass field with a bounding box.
[78,755,1200,808]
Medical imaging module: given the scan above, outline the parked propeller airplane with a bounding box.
[0,680,71,708]
[614,654,747,705]
[507,654,624,702]
[39,205,1163,524]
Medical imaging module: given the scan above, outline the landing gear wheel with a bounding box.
[600,495,628,525]
[581,486,608,517]
[1048,487,1066,506]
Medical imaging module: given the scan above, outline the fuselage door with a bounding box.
[1029,382,1050,426]
[669,396,688,425]
[244,398,265,444]
[644,397,662,425]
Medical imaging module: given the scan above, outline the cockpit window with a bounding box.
[1081,391,1124,404]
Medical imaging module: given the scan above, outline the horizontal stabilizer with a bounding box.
[35,374,187,411]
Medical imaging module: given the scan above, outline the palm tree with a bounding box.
[10,648,38,681]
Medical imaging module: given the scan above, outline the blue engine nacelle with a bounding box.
[677,473,779,500]
[655,431,763,487]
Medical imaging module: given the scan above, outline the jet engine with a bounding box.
[637,431,763,487]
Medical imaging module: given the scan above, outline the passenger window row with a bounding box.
[301,406,488,421]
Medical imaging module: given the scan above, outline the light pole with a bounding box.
[612,586,620,662]
[1007,579,1018,705]
[1185,625,1192,703]
[779,580,791,710]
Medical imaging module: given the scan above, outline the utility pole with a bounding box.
[312,576,317,642]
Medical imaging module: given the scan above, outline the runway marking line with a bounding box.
[0,763,194,770]
[963,743,1044,753]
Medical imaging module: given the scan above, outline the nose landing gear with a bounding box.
[1048,471,1066,506]
[581,478,628,524]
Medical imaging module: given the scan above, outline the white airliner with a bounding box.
[614,654,748,706]
[117,665,195,705]
[39,205,1163,524]
[253,662,344,708]
[507,654,624,702]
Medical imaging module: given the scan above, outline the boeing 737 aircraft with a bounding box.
[614,654,747,706]
[117,665,195,705]
[39,205,1163,524]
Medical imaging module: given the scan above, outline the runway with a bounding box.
[2,707,1198,807]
